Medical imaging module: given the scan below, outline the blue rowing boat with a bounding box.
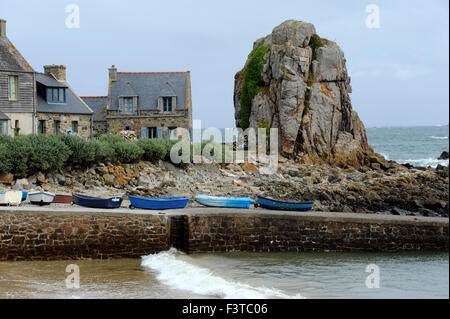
[128,195,190,210]
[195,195,255,209]
[72,194,123,209]
[257,195,314,211]
[21,191,28,202]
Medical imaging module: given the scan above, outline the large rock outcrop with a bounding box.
[234,20,377,167]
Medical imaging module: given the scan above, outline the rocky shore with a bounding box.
[1,157,448,218]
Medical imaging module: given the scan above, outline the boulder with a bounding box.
[234,20,375,167]
[0,173,14,185]
[438,151,449,160]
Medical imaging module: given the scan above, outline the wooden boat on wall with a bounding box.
[72,194,123,209]
[194,195,255,209]
[128,195,190,210]
[257,195,314,211]
[29,192,55,206]
[53,194,73,204]
[0,191,23,206]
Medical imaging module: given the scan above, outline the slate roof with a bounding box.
[0,36,34,71]
[109,72,186,111]
[81,96,108,121]
[0,111,10,120]
[36,73,93,115]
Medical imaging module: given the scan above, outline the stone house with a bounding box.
[0,19,93,138]
[83,65,192,139]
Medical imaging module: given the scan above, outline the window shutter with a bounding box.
[141,127,148,139]
[172,96,177,109]
[157,127,163,139]
[158,97,163,111]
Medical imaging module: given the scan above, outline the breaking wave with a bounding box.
[397,158,449,168]
[429,136,448,139]
[141,248,303,299]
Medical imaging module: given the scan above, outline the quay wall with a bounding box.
[0,208,448,261]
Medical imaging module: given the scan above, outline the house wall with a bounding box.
[106,109,191,138]
[36,113,92,138]
[0,71,34,113]
[2,112,34,136]
[93,121,108,134]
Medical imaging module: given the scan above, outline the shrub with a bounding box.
[10,136,33,177]
[112,141,144,163]
[137,139,169,161]
[0,141,12,174]
[26,135,71,173]
[92,141,116,163]
[58,134,96,165]
[98,134,126,145]
[240,44,271,130]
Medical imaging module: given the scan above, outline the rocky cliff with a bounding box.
[234,20,379,167]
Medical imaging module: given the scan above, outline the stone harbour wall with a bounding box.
[0,211,170,261]
[183,213,449,253]
[0,208,448,261]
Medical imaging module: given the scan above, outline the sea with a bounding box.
[0,126,448,299]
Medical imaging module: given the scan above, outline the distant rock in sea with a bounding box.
[234,20,385,168]
[438,151,449,160]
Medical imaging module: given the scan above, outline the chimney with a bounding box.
[44,65,66,82]
[109,65,117,82]
[0,19,6,38]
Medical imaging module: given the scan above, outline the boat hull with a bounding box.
[257,196,314,211]
[195,195,255,209]
[53,194,73,204]
[29,192,55,205]
[0,191,23,205]
[128,196,189,210]
[72,194,123,209]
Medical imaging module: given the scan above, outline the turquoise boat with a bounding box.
[195,195,255,209]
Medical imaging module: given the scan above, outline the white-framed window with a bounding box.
[8,75,19,101]
[163,97,172,112]
[168,127,177,139]
[123,97,133,113]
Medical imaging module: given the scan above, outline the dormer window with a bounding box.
[47,87,66,103]
[123,97,134,113]
[163,97,173,112]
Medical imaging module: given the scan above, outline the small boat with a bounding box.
[72,193,123,209]
[195,195,255,209]
[53,194,73,204]
[128,195,189,210]
[0,191,23,206]
[29,192,55,206]
[257,195,314,211]
[22,191,28,202]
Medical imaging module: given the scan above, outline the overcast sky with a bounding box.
[1,0,448,128]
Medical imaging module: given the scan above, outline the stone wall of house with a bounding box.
[183,214,449,253]
[107,109,191,138]
[93,121,108,134]
[37,113,92,138]
[0,211,170,261]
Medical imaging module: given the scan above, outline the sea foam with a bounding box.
[141,248,303,299]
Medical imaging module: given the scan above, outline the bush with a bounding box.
[98,134,126,145]
[137,139,169,161]
[0,141,12,174]
[10,136,33,177]
[58,134,96,165]
[92,141,116,163]
[112,141,144,163]
[26,135,71,173]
